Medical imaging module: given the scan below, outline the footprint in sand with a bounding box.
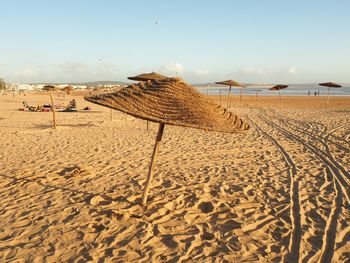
[201,231,215,241]
[218,219,241,234]
[161,234,178,249]
[161,179,173,188]
[87,223,107,233]
[62,208,80,223]
[89,195,112,206]
[153,224,165,236]
[198,201,214,213]
[184,193,199,207]
[243,185,255,197]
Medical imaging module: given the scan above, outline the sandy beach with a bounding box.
[0,93,349,262]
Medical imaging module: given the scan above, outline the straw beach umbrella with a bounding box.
[61,85,73,95]
[43,85,57,128]
[85,77,250,205]
[318,82,342,108]
[215,80,243,108]
[42,85,58,92]
[250,89,261,106]
[128,72,169,130]
[269,84,288,108]
[128,72,168,82]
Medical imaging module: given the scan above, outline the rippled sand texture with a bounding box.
[0,93,350,262]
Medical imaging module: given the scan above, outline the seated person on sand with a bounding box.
[65,99,78,111]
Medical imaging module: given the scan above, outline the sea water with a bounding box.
[197,85,350,96]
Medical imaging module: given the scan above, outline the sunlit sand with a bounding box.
[0,92,349,261]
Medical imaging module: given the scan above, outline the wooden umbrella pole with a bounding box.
[326,86,330,108]
[226,86,232,109]
[147,120,149,130]
[110,108,113,121]
[240,89,243,105]
[279,89,283,108]
[219,89,222,106]
[49,93,56,129]
[256,92,259,106]
[141,123,165,205]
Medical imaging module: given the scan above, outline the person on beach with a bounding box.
[69,99,77,109]
[63,98,78,112]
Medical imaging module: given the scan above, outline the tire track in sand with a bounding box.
[247,116,301,262]
[257,109,344,263]
[263,108,350,204]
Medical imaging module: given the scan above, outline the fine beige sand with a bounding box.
[0,92,349,262]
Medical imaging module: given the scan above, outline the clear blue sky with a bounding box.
[1,0,349,84]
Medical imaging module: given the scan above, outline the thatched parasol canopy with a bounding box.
[215,80,243,108]
[215,79,243,109]
[86,78,249,133]
[128,72,170,130]
[318,82,342,88]
[42,85,58,91]
[269,85,288,108]
[319,82,342,108]
[85,77,250,205]
[269,84,288,91]
[215,80,242,87]
[61,85,74,94]
[128,72,168,82]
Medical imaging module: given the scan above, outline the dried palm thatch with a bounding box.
[85,77,249,205]
[128,72,168,82]
[86,78,249,133]
[269,85,288,108]
[319,82,342,108]
[128,72,169,129]
[215,80,241,87]
[269,84,288,91]
[215,80,243,108]
[318,82,342,88]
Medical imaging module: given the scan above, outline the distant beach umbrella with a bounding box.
[128,72,168,82]
[61,85,73,95]
[215,80,243,109]
[42,85,58,128]
[42,85,58,92]
[318,82,342,108]
[128,72,169,129]
[250,89,261,106]
[269,85,288,108]
[85,77,250,205]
